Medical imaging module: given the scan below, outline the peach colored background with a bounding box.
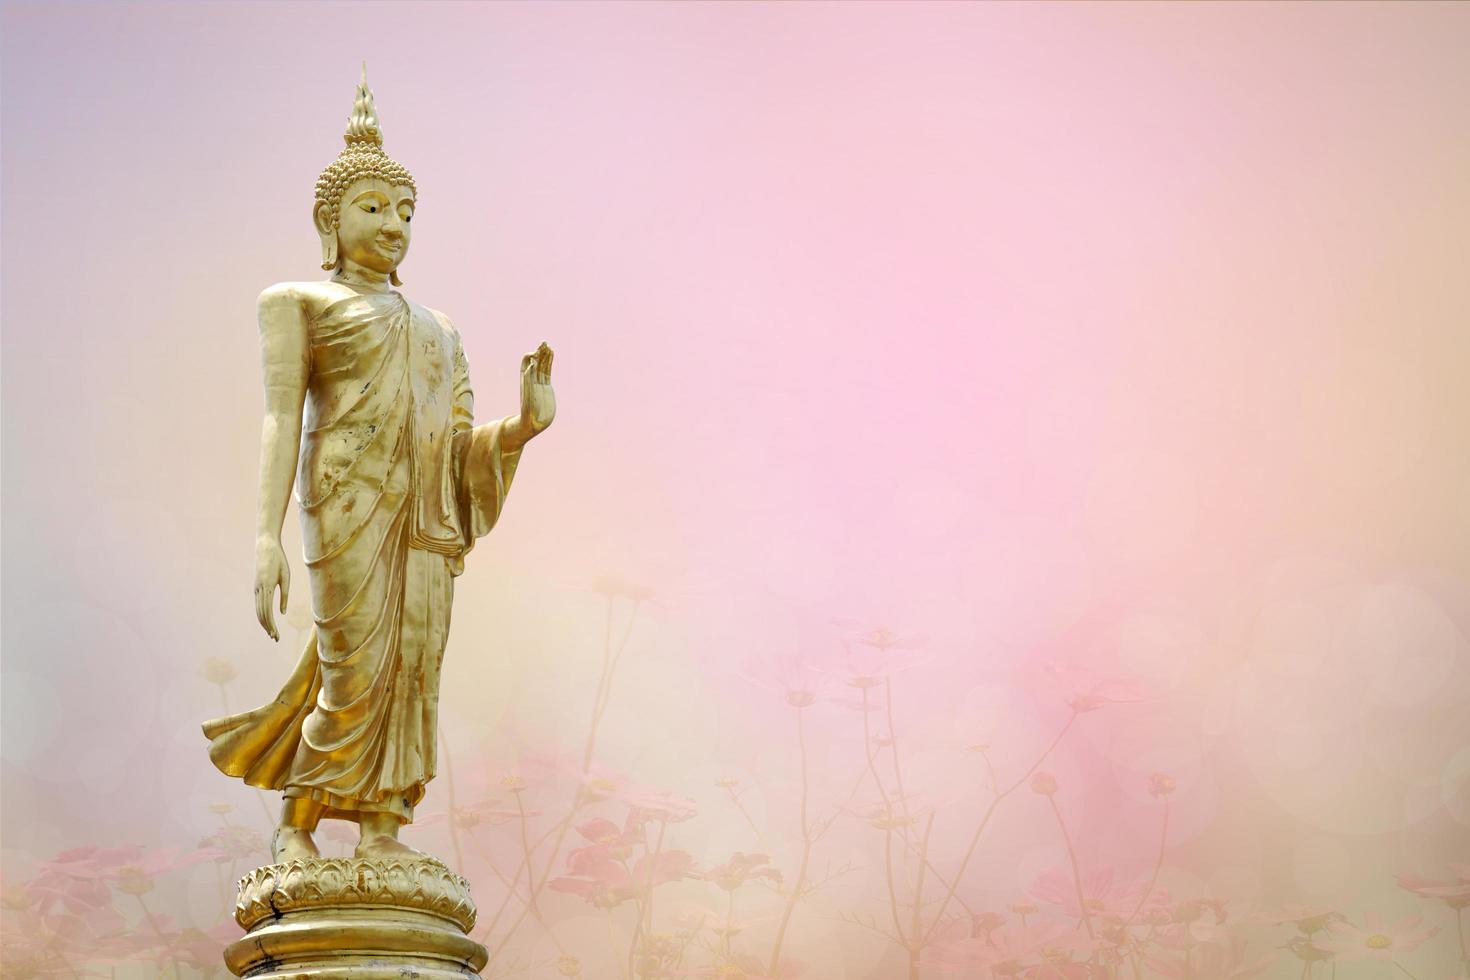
[3,2,1468,977]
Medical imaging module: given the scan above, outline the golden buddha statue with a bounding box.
[202,69,555,867]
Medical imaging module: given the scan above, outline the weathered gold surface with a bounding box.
[226,857,485,978]
[201,68,555,975]
[235,856,478,933]
[201,66,555,867]
[225,857,486,977]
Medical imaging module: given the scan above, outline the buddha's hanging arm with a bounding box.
[252,284,311,642]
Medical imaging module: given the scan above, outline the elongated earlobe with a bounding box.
[390,270,402,286]
[313,200,339,272]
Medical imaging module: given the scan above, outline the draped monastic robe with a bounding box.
[202,290,520,824]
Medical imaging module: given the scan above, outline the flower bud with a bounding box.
[1030,772,1058,796]
[1148,773,1176,797]
[972,911,1006,935]
[115,866,154,896]
[202,657,238,685]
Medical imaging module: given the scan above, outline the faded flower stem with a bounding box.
[483,593,641,971]
[768,703,816,976]
[1045,793,1094,940]
[1124,795,1170,926]
[907,811,936,980]
[860,684,909,947]
[920,710,1078,946]
[723,781,769,850]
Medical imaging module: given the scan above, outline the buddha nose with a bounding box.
[381,212,404,239]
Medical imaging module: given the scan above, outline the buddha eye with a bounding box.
[366,205,379,213]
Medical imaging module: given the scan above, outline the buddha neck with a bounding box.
[331,261,393,293]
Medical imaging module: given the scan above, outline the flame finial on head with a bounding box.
[344,62,384,148]
[314,65,417,234]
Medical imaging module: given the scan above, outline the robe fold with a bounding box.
[202,290,521,824]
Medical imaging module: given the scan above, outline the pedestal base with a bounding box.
[223,857,487,978]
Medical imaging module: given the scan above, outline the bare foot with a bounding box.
[271,826,321,863]
[354,833,435,862]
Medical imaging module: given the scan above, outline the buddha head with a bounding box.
[314,68,417,285]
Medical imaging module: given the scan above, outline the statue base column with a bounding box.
[223,857,487,978]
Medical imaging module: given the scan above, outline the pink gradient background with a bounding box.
[3,2,1469,976]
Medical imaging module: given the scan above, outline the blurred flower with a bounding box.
[1318,911,1438,960]
[590,574,653,601]
[1148,773,1176,797]
[1143,906,1173,926]
[1030,773,1059,797]
[1009,901,1040,917]
[1397,864,1470,909]
[28,845,145,915]
[670,903,720,932]
[0,901,130,972]
[1280,936,1334,966]
[1172,898,1229,926]
[1152,917,1232,952]
[834,621,928,653]
[556,953,582,977]
[674,950,795,978]
[578,772,628,805]
[198,825,268,863]
[923,920,1092,976]
[1036,662,1148,713]
[842,794,937,830]
[620,785,698,823]
[571,810,647,861]
[715,776,740,789]
[973,911,1007,937]
[1025,964,1091,980]
[1031,867,1165,922]
[739,651,842,709]
[826,634,928,691]
[1147,936,1275,980]
[417,796,540,832]
[108,847,220,898]
[201,656,237,686]
[703,853,782,891]
[1255,905,1349,937]
[548,845,695,910]
[209,802,235,817]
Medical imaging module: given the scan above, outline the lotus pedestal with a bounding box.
[223,857,487,978]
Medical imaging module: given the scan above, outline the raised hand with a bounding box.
[519,341,556,437]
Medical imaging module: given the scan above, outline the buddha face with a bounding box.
[315,177,415,276]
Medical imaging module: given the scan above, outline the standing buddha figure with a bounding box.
[202,69,556,864]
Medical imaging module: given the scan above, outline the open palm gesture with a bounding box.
[520,341,556,436]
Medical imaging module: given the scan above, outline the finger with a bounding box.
[542,345,553,381]
[257,587,277,641]
[279,569,290,615]
[521,352,536,373]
